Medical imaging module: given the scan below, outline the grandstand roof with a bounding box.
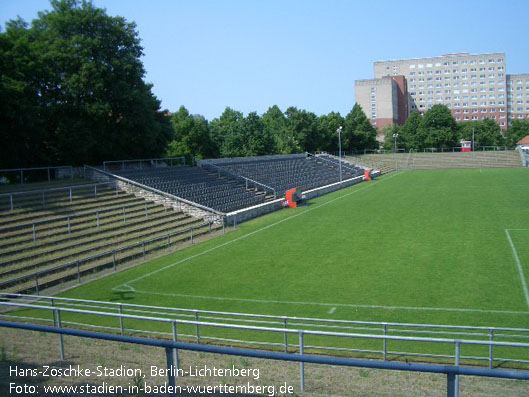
[517,135,529,145]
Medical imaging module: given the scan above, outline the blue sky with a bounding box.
[1,0,528,120]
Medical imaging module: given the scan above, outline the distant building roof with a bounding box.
[517,135,529,145]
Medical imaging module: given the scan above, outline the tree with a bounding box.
[317,112,344,153]
[342,104,378,151]
[504,119,529,148]
[220,112,275,157]
[399,111,421,150]
[209,107,243,157]
[417,105,458,149]
[166,106,214,163]
[284,107,321,152]
[458,119,503,148]
[0,0,172,167]
[263,105,299,154]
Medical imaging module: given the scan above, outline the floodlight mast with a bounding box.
[337,126,343,182]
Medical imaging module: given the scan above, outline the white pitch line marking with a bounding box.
[328,307,337,314]
[127,289,529,315]
[505,229,529,309]
[112,171,406,290]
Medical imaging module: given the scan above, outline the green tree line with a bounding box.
[381,104,529,151]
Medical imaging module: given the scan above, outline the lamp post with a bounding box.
[337,126,343,182]
[393,133,399,153]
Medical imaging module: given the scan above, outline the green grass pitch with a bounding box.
[55,168,529,332]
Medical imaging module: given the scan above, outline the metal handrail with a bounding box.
[0,181,117,198]
[3,301,529,349]
[102,157,185,171]
[0,201,147,234]
[0,221,214,290]
[3,293,529,337]
[314,153,364,173]
[1,320,528,397]
[199,160,277,199]
[84,165,225,217]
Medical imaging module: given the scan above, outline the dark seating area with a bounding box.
[113,166,265,213]
[205,154,364,198]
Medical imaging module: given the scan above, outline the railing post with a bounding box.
[123,207,126,223]
[383,324,388,361]
[489,329,494,369]
[119,304,124,336]
[145,202,148,217]
[283,318,288,353]
[77,261,81,283]
[195,311,200,343]
[10,194,13,213]
[47,167,50,182]
[190,227,194,244]
[165,347,176,397]
[209,221,212,235]
[172,321,179,378]
[35,275,39,295]
[69,188,72,202]
[57,309,65,360]
[94,184,97,198]
[167,235,171,251]
[234,214,237,229]
[447,373,456,397]
[20,169,23,185]
[67,217,71,236]
[454,341,460,397]
[51,298,56,326]
[299,331,305,393]
[115,183,118,197]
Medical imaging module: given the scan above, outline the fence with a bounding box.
[0,221,222,295]
[0,181,119,213]
[1,297,529,396]
[0,166,74,185]
[102,157,185,172]
[2,294,528,369]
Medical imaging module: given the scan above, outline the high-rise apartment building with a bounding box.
[355,52,529,130]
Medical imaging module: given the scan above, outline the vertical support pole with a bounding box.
[209,221,212,235]
[115,183,118,197]
[35,275,39,295]
[167,236,171,251]
[190,227,194,244]
[69,188,72,202]
[51,298,56,326]
[123,207,126,223]
[222,220,225,234]
[47,168,50,182]
[112,250,117,271]
[383,324,387,361]
[234,214,237,229]
[165,347,176,397]
[172,321,179,377]
[77,261,81,283]
[489,329,494,369]
[195,311,200,343]
[96,212,100,229]
[145,202,148,217]
[10,194,13,213]
[94,184,97,198]
[299,331,305,393]
[20,170,23,185]
[67,217,71,236]
[57,309,65,360]
[447,373,456,397]
[283,318,288,353]
[454,342,460,397]
[119,304,124,336]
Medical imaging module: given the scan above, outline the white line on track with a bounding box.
[112,171,406,291]
[124,289,529,315]
[505,229,529,309]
